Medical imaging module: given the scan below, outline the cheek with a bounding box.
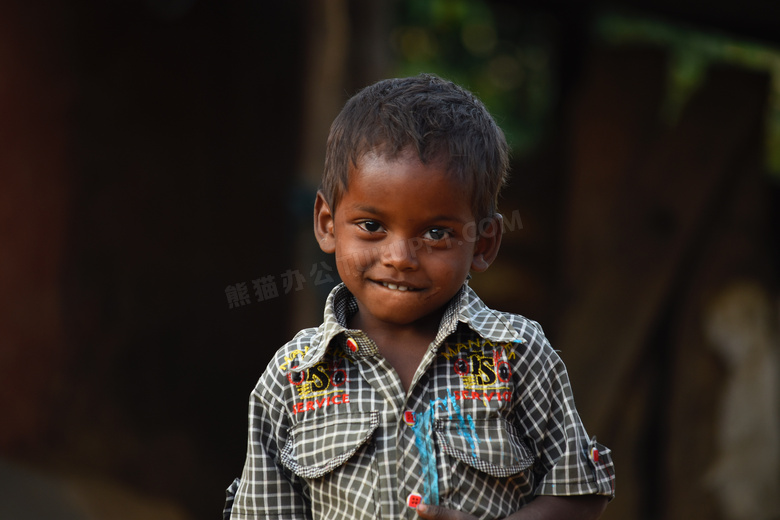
[426,251,473,282]
[335,243,375,277]
[335,255,358,280]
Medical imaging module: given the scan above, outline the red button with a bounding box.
[403,411,416,425]
[407,493,422,508]
[590,447,599,463]
[346,337,358,352]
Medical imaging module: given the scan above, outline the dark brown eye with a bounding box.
[424,228,451,240]
[358,221,383,233]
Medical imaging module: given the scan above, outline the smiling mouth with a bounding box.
[379,281,420,292]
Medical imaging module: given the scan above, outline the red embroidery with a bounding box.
[493,349,512,382]
[291,393,350,414]
[453,390,511,402]
[454,357,470,376]
[287,367,306,385]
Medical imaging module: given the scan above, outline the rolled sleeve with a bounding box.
[521,351,616,500]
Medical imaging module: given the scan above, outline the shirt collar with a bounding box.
[293,281,524,371]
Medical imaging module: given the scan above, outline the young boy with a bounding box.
[224,74,614,520]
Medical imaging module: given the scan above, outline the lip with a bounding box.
[373,279,423,292]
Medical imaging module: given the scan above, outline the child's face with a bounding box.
[315,150,501,332]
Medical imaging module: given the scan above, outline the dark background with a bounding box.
[1,1,778,519]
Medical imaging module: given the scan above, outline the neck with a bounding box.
[348,307,442,348]
[349,309,441,392]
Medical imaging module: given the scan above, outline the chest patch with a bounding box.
[440,339,515,390]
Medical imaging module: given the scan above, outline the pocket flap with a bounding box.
[435,417,534,478]
[280,411,379,479]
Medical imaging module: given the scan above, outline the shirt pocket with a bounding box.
[280,411,380,478]
[279,411,381,520]
[434,417,535,518]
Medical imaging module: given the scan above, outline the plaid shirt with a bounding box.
[224,283,614,520]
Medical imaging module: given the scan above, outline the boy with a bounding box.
[224,74,614,520]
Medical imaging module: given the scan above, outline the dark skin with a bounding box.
[314,152,502,391]
[315,152,609,519]
[349,312,433,391]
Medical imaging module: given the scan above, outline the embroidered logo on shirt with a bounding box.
[286,356,351,414]
[278,346,311,372]
[452,389,512,402]
[440,339,515,390]
[288,359,348,393]
[292,393,350,414]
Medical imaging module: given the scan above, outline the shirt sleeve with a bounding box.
[515,345,615,499]
[224,373,311,520]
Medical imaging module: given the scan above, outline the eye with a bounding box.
[423,228,452,241]
[357,220,384,233]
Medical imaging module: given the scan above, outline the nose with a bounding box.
[381,237,419,271]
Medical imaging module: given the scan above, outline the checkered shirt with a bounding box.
[224,282,615,520]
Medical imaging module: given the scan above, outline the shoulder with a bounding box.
[254,325,328,394]
[502,310,549,344]
[273,326,323,370]
[268,321,341,375]
[499,311,562,370]
[504,313,557,359]
[461,287,556,353]
[461,292,565,381]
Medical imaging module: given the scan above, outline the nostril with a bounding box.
[381,239,418,269]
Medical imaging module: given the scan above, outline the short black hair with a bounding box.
[321,73,509,222]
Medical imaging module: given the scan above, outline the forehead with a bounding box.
[343,151,474,219]
[349,147,460,188]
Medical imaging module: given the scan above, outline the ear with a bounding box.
[471,213,503,272]
[314,191,336,254]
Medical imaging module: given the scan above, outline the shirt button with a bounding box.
[407,492,422,508]
[403,410,416,425]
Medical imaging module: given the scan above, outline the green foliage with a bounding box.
[390,0,557,158]
[597,12,780,180]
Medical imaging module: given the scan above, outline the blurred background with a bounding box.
[1,0,779,519]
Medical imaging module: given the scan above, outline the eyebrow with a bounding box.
[353,205,465,225]
[425,214,466,224]
[354,204,382,215]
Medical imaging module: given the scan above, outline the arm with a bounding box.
[417,495,608,520]
[226,378,309,519]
